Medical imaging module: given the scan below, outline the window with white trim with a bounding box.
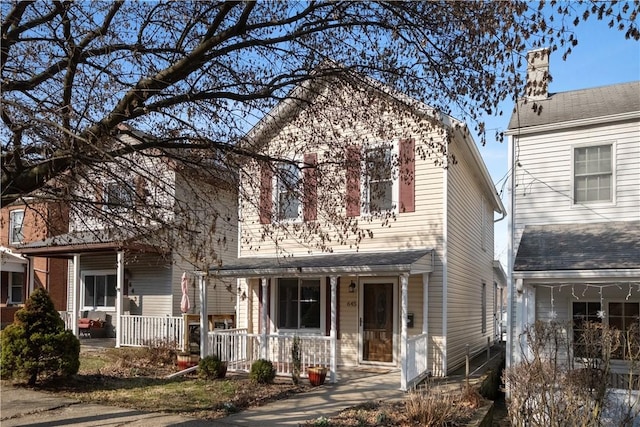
[275,163,301,221]
[83,272,117,309]
[104,181,134,212]
[8,272,24,304]
[363,144,397,213]
[277,278,321,329]
[574,144,612,203]
[9,210,24,244]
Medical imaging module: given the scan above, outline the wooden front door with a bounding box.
[361,282,394,363]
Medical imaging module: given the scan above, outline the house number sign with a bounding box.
[347,301,357,307]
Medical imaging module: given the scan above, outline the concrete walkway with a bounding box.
[1,343,504,426]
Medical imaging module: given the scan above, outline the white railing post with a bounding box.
[71,254,81,339]
[330,275,338,383]
[116,251,124,348]
[199,272,209,359]
[400,273,409,391]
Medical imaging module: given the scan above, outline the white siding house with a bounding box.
[210,71,504,390]
[505,50,640,382]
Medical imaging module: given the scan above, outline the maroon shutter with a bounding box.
[134,175,146,208]
[346,146,361,217]
[303,153,317,222]
[325,277,340,337]
[95,182,104,210]
[259,164,273,224]
[399,138,415,213]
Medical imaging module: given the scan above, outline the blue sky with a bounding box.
[473,17,640,267]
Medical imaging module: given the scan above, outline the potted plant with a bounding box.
[307,366,328,386]
[177,351,199,369]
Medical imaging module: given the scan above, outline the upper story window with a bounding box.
[574,144,612,203]
[364,144,396,213]
[104,181,134,211]
[275,163,301,221]
[9,210,24,244]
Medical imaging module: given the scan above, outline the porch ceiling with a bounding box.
[210,248,434,278]
[514,221,640,272]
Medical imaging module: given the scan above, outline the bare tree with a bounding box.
[2,1,638,258]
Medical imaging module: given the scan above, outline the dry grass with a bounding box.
[307,383,485,427]
[28,346,309,420]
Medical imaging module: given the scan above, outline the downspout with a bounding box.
[506,134,516,380]
[442,135,449,376]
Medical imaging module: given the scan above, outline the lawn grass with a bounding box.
[38,348,309,420]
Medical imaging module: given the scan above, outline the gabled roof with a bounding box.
[514,221,640,271]
[245,67,504,214]
[210,248,434,277]
[507,81,640,131]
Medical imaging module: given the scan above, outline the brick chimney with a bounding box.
[526,48,550,100]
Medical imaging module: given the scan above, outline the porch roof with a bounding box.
[0,246,27,272]
[210,248,434,277]
[14,228,165,258]
[514,221,640,271]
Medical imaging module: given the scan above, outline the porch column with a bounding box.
[115,251,124,348]
[199,273,209,359]
[422,273,429,334]
[329,275,338,383]
[260,277,268,359]
[27,256,35,296]
[400,273,409,391]
[71,254,81,338]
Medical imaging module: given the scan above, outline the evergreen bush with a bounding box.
[198,354,227,379]
[0,287,80,385]
[249,358,276,384]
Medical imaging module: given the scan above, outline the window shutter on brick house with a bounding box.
[399,138,415,213]
[345,145,361,217]
[303,153,317,222]
[259,163,273,224]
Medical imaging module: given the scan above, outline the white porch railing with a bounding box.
[208,330,331,376]
[405,333,430,389]
[59,311,72,331]
[120,315,184,349]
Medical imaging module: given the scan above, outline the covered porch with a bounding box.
[207,248,434,391]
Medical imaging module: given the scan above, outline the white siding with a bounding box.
[239,82,445,256]
[446,140,497,373]
[513,120,640,244]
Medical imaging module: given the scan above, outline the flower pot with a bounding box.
[307,366,328,386]
[177,353,199,369]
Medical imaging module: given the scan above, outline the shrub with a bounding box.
[0,288,80,385]
[405,386,456,426]
[199,354,227,380]
[249,358,276,384]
